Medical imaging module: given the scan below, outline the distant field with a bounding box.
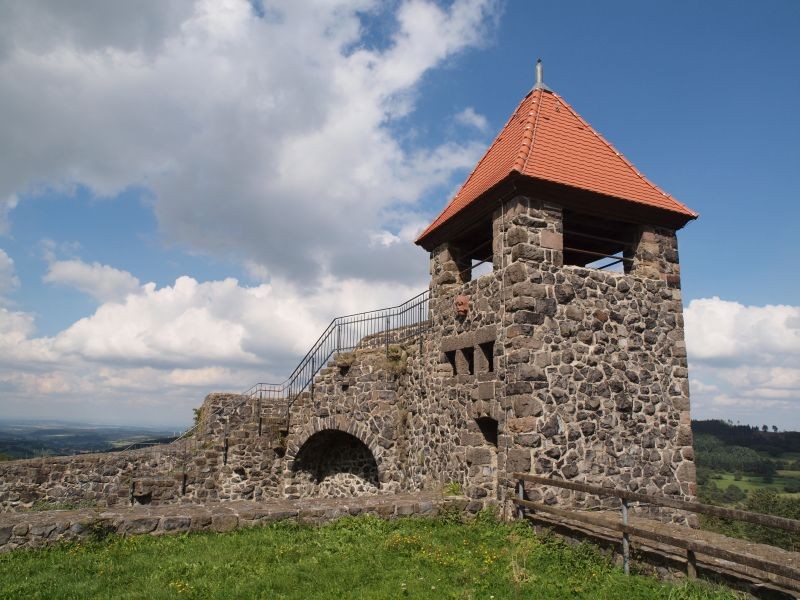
[0,515,736,600]
[0,421,181,460]
[710,472,800,499]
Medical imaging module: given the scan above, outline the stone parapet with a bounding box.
[0,493,479,553]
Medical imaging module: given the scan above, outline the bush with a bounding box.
[783,481,800,494]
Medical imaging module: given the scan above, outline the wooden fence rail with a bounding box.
[511,472,800,583]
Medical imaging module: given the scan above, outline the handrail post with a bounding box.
[516,479,525,520]
[311,356,316,401]
[418,303,423,353]
[336,323,341,354]
[621,498,630,575]
[385,315,390,356]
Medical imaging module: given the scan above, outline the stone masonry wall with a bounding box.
[422,195,695,520]
[0,445,186,512]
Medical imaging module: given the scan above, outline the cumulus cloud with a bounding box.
[685,297,800,428]
[0,248,19,298]
[43,258,142,303]
[0,0,505,424]
[454,106,489,131]
[684,296,800,363]
[0,271,423,424]
[0,0,497,286]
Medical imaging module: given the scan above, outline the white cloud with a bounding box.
[0,195,17,234]
[0,0,503,425]
[43,258,142,303]
[686,297,800,428]
[454,106,489,131]
[0,271,423,424]
[0,0,497,286]
[685,296,800,362]
[0,248,19,298]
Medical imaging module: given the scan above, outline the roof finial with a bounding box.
[533,58,551,92]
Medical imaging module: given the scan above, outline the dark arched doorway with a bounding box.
[291,430,380,497]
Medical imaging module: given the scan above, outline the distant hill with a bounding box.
[692,419,800,457]
[0,420,181,460]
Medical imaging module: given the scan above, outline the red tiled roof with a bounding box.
[416,88,697,244]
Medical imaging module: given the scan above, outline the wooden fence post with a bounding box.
[687,549,697,579]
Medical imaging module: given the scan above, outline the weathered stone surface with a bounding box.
[507,449,531,473]
[513,396,543,418]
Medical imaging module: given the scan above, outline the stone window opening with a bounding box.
[478,341,495,373]
[132,491,152,505]
[475,417,499,447]
[450,220,493,282]
[458,347,475,376]
[444,350,457,375]
[562,210,637,273]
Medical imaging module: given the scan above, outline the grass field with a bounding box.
[0,514,737,600]
[708,471,800,500]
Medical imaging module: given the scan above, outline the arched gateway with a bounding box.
[286,427,381,498]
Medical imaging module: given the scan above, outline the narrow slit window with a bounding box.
[460,347,475,376]
[479,341,495,373]
[475,417,498,447]
[444,351,457,376]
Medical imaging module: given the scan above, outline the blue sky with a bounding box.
[0,0,798,429]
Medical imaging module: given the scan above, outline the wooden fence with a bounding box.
[512,473,800,583]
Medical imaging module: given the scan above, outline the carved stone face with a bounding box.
[454,295,469,318]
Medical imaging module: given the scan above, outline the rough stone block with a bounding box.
[508,416,537,433]
[554,284,575,303]
[507,449,531,474]
[510,296,537,311]
[504,262,528,284]
[466,447,492,465]
[512,282,547,298]
[478,382,496,400]
[539,231,563,251]
[511,244,544,263]
[122,518,160,535]
[513,396,543,418]
[518,364,546,381]
[513,310,544,325]
[506,226,529,246]
[474,326,497,345]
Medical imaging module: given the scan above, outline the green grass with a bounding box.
[0,513,737,600]
[709,472,800,500]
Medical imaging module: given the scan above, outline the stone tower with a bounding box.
[415,61,698,508]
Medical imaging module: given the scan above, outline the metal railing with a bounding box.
[171,289,431,443]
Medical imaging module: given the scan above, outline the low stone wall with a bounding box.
[0,444,185,512]
[0,493,478,553]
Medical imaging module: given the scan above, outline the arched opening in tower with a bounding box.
[291,430,380,498]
